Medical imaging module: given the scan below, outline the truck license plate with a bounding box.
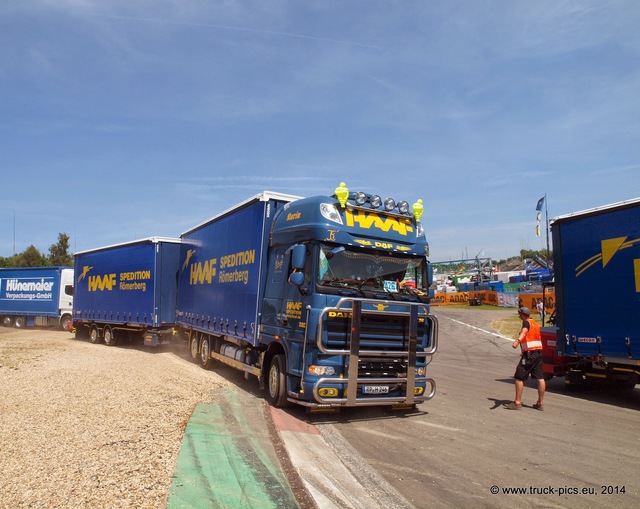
[363,385,389,395]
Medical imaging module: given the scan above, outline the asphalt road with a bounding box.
[306,306,640,509]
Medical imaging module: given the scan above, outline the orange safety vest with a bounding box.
[520,318,542,352]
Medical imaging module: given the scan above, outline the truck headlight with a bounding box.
[320,203,343,225]
[308,365,336,376]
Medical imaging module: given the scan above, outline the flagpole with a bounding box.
[545,193,550,266]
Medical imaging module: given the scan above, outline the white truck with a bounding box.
[0,266,74,330]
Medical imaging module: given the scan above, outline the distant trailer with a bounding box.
[72,237,181,346]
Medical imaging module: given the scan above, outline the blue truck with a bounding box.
[72,237,182,346]
[177,184,438,409]
[0,266,74,330]
[542,197,640,389]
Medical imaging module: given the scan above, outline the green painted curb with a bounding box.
[167,388,299,509]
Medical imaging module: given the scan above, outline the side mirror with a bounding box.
[289,271,305,286]
[291,244,306,270]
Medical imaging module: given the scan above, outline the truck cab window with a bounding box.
[317,243,429,299]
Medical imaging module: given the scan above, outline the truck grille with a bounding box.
[325,313,430,351]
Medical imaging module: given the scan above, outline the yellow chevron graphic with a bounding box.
[576,236,640,277]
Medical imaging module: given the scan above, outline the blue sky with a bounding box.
[1,1,639,263]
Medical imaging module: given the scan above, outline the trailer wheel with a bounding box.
[3,316,13,327]
[89,325,101,344]
[267,354,289,408]
[14,316,25,328]
[104,327,118,347]
[189,333,199,362]
[199,337,212,369]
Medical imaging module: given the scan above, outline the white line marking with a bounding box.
[439,315,514,343]
[413,420,462,432]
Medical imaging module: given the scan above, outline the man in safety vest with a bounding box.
[504,307,546,410]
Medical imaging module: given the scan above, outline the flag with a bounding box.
[535,196,545,211]
[536,224,540,237]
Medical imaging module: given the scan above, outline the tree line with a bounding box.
[1,237,550,271]
[0,233,74,268]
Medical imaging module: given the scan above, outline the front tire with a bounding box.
[267,354,289,408]
[60,315,73,331]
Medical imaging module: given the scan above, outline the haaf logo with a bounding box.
[77,266,93,283]
[576,236,640,277]
[345,209,413,236]
[190,258,217,285]
[182,249,196,272]
[88,273,117,291]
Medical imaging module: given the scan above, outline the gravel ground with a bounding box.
[0,306,516,508]
[0,328,232,509]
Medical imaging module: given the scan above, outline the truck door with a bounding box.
[262,245,310,334]
[262,248,288,330]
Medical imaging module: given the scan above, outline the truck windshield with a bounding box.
[317,243,429,299]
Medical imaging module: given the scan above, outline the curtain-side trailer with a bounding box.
[542,197,640,389]
[72,237,181,346]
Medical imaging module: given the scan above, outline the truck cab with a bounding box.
[261,184,438,409]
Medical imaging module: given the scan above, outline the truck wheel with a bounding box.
[3,316,13,327]
[267,354,289,408]
[189,333,199,362]
[60,315,73,331]
[89,326,101,344]
[199,337,212,369]
[104,327,118,347]
[14,316,25,328]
